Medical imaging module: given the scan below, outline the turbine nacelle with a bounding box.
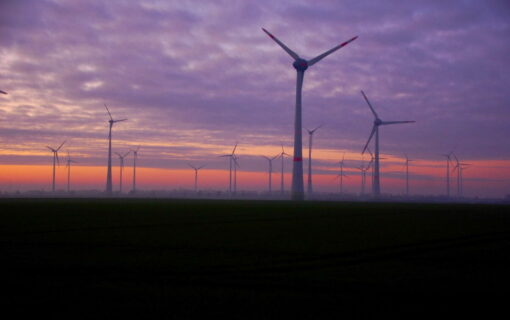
[293,59,308,71]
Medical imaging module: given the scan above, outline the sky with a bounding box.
[0,0,509,197]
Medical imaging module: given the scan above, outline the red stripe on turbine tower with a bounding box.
[294,157,303,162]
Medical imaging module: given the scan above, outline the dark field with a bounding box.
[1,199,509,318]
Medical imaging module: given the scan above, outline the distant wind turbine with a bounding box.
[188,163,205,193]
[47,140,66,193]
[263,155,279,194]
[262,28,357,200]
[104,104,127,194]
[452,154,471,197]
[233,155,239,194]
[131,146,140,193]
[279,144,291,194]
[404,153,413,196]
[337,154,347,195]
[115,150,130,193]
[220,143,238,194]
[306,124,323,196]
[442,152,454,198]
[361,90,415,197]
[65,151,77,193]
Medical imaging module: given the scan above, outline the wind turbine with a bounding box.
[104,104,127,194]
[131,146,140,193]
[404,153,413,196]
[361,90,415,197]
[115,150,130,193]
[220,143,237,194]
[279,144,291,194]
[458,163,471,197]
[452,154,471,197]
[233,155,239,194]
[306,124,323,196]
[262,28,357,200]
[263,154,279,194]
[47,140,65,193]
[442,152,454,198]
[65,151,77,193]
[188,163,206,193]
[337,154,347,195]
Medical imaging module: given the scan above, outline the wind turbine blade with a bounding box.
[56,140,66,152]
[381,120,415,125]
[308,36,358,66]
[104,104,113,121]
[362,126,376,154]
[113,118,128,123]
[123,151,131,157]
[188,163,197,170]
[47,146,54,152]
[360,90,379,119]
[198,165,206,170]
[231,143,238,155]
[0,90,7,94]
[312,123,324,133]
[262,28,300,60]
[56,152,61,167]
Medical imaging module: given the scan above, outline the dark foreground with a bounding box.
[1,199,509,318]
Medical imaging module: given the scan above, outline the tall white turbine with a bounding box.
[220,143,237,194]
[263,155,279,194]
[361,90,415,197]
[65,151,77,193]
[262,28,357,200]
[131,146,140,194]
[306,124,323,196]
[188,164,205,193]
[46,141,66,193]
[278,144,291,194]
[115,150,130,193]
[105,104,127,194]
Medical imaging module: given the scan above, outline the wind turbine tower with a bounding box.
[361,90,415,197]
[220,143,237,194]
[338,154,347,194]
[188,164,205,193]
[115,150,130,193]
[279,144,290,194]
[442,152,454,198]
[65,151,77,193]
[263,155,279,194]
[306,124,323,196]
[131,146,140,193]
[47,141,66,193]
[104,104,127,194]
[404,153,413,196]
[262,28,357,200]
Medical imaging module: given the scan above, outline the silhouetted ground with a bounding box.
[1,199,509,318]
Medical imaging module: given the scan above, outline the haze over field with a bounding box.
[0,0,509,197]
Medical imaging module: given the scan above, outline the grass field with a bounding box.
[1,198,509,318]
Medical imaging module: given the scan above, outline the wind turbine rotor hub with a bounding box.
[374,119,382,126]
[292,59,308,71]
